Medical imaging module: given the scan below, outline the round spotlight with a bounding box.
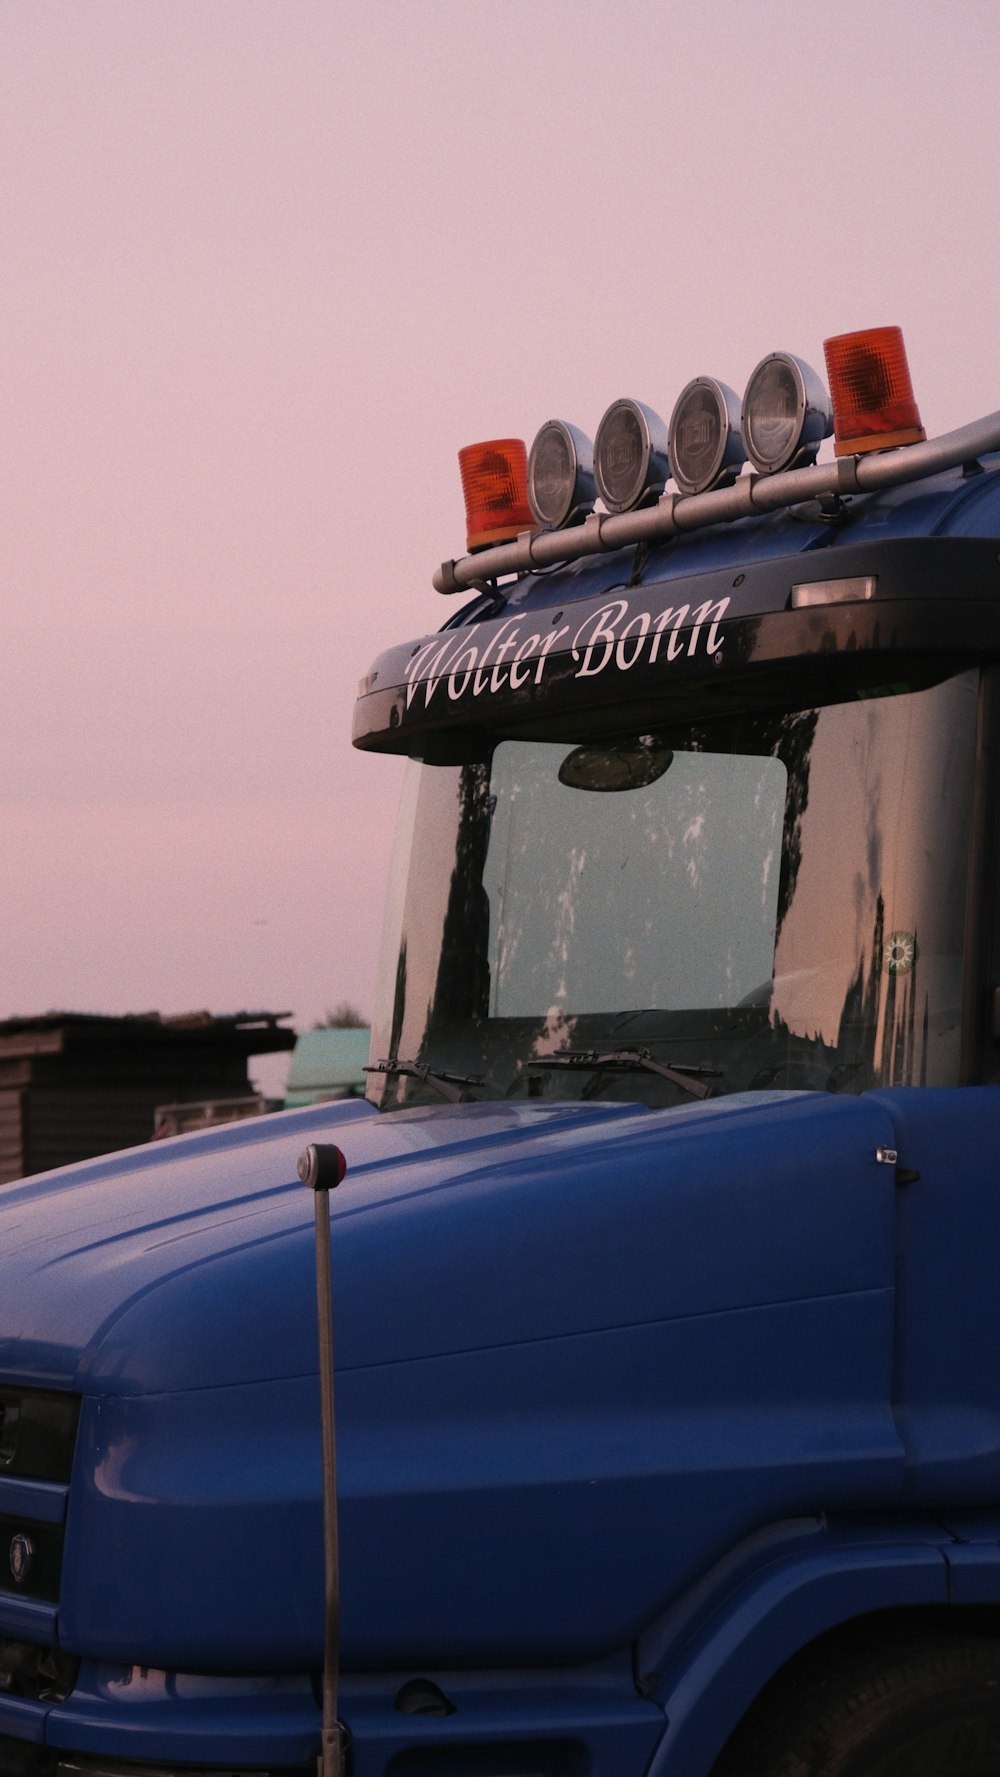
[527,420,596,529]
[742,353,833,474]
[593,399,670,514]
[668,378,745,496]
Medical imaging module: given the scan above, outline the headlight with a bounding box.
[527,420,596,528]
[742,351,833,473]
[668,376,745,495]
[593,398,670,513]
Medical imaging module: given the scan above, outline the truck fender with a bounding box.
[639,1518,954,1776]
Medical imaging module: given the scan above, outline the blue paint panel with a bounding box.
[341,1673,665,1777]
[10,1069,1000,1753]
[61,1378,325,1666]
[0,1477,67,1525]
[946,1540,1000,1604]
[0,1693,49,1744]
[0,1098,634,1392]
[47,1663,319,1767]
[333,1291,898,1665]
[0,1091,894,1397]
[50,1653,662,1777]
[646,1526,948,1777]
[60,1286,896,1667]
[869,1086,1000,1501]
[57,1092,904,1670]
[318,1094,897,1375]
[0,1592,57,1643]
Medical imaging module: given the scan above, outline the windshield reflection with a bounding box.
[369,671,978,1110]
[483,741,787,1015]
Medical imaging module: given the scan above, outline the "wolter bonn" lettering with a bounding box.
[403,595,730,713]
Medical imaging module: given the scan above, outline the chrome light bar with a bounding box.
[434,410,1000,594]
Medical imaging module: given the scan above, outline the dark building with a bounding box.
[0,1010,295,1184]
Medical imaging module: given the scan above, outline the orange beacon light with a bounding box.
[458,439,533,553]
[823,325,926,458]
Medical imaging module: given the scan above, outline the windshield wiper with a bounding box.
[526,1048,720,1101]
[365,1057,485,1105]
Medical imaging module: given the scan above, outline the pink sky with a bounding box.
[2,0,998,1093]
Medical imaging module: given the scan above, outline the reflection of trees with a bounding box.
[387,938,408,1061]
[831,894,926,1089]
[767,709,819,940]
[428,762,494,1026]
[888,931,922,1086]
[837,893,884,1060]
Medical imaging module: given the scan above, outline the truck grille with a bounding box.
[0,1391,79,1484]
[0,1637,78,1702]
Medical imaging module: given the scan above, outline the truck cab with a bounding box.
[4,328,1000,1776]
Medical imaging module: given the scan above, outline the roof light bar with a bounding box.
[593,398,670,514]
[527,420,596,529]
[742,352,833,474]
[823,326,926,457]
[435,407,1000,592]
[458,438,534,552]
[668,377,745,496]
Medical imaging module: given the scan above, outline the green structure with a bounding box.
[283,1026,370,1106]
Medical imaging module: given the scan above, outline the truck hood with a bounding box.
[0,1095,644,1392]
[19,1087,912,1672]
[0,1089,896,1395]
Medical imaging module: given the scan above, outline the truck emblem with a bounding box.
[9,1533,33,1584]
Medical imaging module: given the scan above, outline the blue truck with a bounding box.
[4,326,1000,1776]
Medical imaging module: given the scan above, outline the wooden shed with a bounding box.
[0,1010,295,1184]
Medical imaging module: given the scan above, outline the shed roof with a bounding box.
[0,1010,295,1061]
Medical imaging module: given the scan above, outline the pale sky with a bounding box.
[2,0,998,1093]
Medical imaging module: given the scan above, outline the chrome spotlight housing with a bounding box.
[742,352,833,474]
[593,398,670,514]
[527,420,596,528]
[668,377,745,496]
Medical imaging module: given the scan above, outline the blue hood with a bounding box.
[1,1088,893,1399]
[14,1086,923,1670]
[0,1094,664,1393]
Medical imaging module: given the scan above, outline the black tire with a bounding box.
[715,1632,1000,1776]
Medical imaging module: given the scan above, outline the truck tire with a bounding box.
[716,1632,1000,1776]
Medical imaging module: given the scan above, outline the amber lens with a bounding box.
[823,326,925,455]
[458,439,533,551]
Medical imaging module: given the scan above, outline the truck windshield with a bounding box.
[369,669,979,1110]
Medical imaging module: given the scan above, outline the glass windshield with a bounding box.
[369,669,979,1110]
[483,743,786,1016]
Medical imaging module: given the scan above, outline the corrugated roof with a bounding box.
[0,1010,295,1057]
